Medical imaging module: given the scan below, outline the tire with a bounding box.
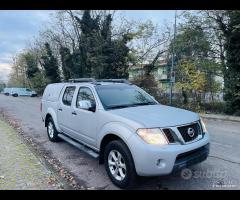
[46,117,61,142]
[12,93,18,97]
[104,140,137,189]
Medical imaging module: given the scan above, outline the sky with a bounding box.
[0,10,177,82]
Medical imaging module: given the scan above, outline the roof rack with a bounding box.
[68,78,96,83]
[68,78,131,84]
[97,79,131,84]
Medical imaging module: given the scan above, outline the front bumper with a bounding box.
[172,143,209,172]
[128,132,210,176]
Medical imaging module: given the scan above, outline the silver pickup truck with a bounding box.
[41,78,210,188]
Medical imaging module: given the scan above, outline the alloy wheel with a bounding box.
[48,121,54,138]
[108,150,127,181]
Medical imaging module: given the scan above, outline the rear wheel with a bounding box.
[12,93,18,97]
[104,140,137,189]
[46,117,61,142]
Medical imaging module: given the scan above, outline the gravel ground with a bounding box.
[0,117,63,190]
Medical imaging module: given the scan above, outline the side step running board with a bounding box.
[58,133,99,159]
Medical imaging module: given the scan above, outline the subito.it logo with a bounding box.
[181,168,193,180]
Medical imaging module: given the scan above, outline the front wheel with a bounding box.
[46,117,61,142]
[104,140,137,189]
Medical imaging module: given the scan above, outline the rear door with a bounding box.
[57,85,79,139]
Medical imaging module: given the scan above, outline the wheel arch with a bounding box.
[98,122,135,164]
[99,134,123,164]
[44,108,61,132]
[45,113,52,127]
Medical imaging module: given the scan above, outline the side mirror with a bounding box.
[78,100,95,112]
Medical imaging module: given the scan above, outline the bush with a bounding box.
[173,100,203,113]
[200,102,226,114]
[171,98,227,114]
[224,100,240,116]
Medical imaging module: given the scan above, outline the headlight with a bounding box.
[200,118,208,133]
[136,128,168,145]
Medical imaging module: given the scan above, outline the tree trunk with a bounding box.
[182,88,188,104]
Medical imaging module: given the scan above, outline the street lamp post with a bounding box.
[169,10,177,106]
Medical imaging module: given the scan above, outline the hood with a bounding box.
[109,104,199,128]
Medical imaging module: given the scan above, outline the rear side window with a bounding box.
[62,86,76,106]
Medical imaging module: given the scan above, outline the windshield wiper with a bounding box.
[106,102,156,110]
[106,104,134,110]
[131,102,157,106]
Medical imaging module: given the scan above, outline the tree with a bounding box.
[72,10,134,79]
[175,59,207,104]
[24,52,39,79]
[101,34,132,79]
[200,10,240,115]
[59,46,72,81]
[40,10,134,80]
[8,55,28,88]
[168,16,222,103]
[223,11,240,115]
[199,11,228,79]
[36,10,166,81]
[23,51,48,93]
[172,25,210,61]
[128,20,170,63]
[7,51,47,94]
[41,43,61,83]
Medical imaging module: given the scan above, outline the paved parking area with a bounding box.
[0,94,239,190]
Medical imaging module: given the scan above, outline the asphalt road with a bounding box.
[0,94,239,190]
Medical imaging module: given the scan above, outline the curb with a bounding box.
[200,113,240,123]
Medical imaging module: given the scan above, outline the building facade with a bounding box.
[128,61,171,93]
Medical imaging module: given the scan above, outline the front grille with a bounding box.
[162,128,175,143]
[177,122,201,142]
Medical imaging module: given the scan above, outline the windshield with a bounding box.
[95,84,158,110]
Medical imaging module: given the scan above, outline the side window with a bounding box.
[76,87,96,108]
[62,86,76,106]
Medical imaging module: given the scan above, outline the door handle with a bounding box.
[72,111,77,115]
[58,108,63,111]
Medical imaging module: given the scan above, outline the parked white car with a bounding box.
[3,87,37,97]
[41,78,210,188]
